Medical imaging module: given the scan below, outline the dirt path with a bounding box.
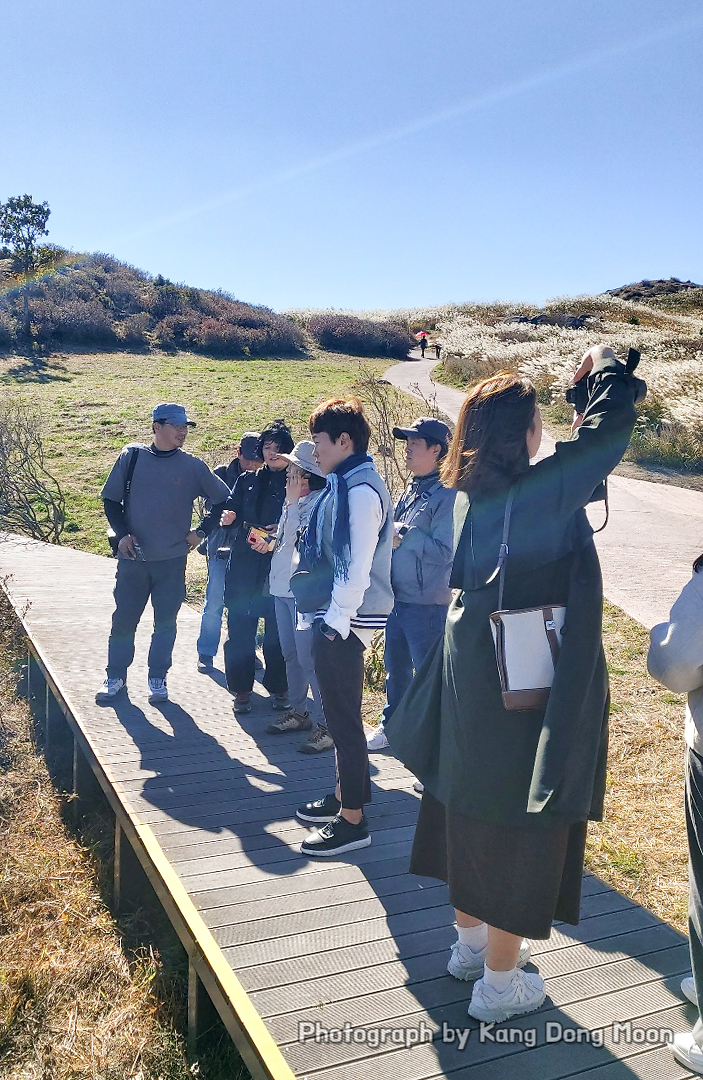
[386,355,703,629]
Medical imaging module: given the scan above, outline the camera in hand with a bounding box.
[565,348,641,415]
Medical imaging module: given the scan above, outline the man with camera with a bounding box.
[96,403,230,705]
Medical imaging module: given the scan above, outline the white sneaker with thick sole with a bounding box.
[95,678,125,703]
[448,938,532,981]
[673,1032,703,1075]
[468,969,546,1023]
[682,975,697,1005]
[148,677,168,703]
[366,726,389,750]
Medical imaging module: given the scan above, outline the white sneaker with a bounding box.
[366,725,389,750]
[682,975,697,1005]
[95,678,125,703]
[468,969,546,1022]
[673,1032,703,1075]
[448,938,531,981]
[148,677,168,703]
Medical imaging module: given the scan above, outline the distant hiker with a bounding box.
[435,343,442,359]
[295,397,394,857]
[96,403,230,705]
[196,433,263,673]
[420,335,427,358]
[267,440,333,753]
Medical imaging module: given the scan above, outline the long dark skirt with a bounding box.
[411,790,588,939]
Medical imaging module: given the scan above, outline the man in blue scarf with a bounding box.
[294,397,394,857]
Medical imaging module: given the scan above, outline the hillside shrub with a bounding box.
[307,313,411,358]
[0,254,305,356]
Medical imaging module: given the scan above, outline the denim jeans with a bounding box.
[106,556,187,681]
[382,601,447,726]
[274,596,325,725]
[196,552,228,659]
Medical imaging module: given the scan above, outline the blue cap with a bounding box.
[152,403,196,427]
[392,417,451,445]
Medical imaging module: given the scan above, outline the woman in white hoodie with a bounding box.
[648,552,703,1076]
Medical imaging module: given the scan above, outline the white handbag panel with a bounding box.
[491,606,566,691]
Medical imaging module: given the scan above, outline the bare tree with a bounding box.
[353,362,451,500]
[0,397,65,543]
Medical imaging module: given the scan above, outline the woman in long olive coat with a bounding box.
[385,345,644,1023]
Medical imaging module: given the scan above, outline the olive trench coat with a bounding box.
[385,355,639,827]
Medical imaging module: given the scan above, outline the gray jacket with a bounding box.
[269,490,319,599]
[648,569,703,755]
[391,471,456,605]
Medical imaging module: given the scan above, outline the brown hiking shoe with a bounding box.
[298,724,334,754]
[267,709,312,734]
[233,693,252,714]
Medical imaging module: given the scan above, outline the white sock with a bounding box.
[483,964,516,993]
[456,922,488,951]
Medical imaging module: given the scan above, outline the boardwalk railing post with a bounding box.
[45,692,73,790]
[188,958,219,1058]
[113,820,153,914]
[72,738,103,824]
[27,648,45,719]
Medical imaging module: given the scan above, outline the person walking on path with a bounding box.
[648,554,703,1076]
[386,346,645,1023]
[219,420,293,714]
[267,440,333,753]
[294,398,394,857]
[196,432,263,672]
[420,334,427,358]
[96,403,230,705]
[367,417,455,752]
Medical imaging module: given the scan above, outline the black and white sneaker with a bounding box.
[300,814,371,857]
[296,793,341,824]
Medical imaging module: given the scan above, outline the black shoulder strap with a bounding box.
[123,447,139,507]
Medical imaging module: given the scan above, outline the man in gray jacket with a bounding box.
[97,403,230,705]
[367,417,455,751]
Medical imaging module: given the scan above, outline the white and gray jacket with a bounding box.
[648,569,703,755]
[268,490,319,600]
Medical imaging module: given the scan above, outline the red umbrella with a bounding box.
[414,331,429,340]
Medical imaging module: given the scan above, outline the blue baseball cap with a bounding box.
[392,417,451,445]
[152,403,196,427]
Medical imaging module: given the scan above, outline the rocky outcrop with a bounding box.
[607,278,702,302]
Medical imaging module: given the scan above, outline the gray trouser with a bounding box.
[106,556,187,681]
[274,596,325,726]
[686,746,703,1047]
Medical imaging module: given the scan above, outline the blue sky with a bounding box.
[3,0,702,311]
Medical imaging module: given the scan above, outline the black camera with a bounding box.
[566,348,641,414]
[216,546,232,561]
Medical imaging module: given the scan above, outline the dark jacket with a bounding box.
[223,465,287,612]
[385,354,640,826]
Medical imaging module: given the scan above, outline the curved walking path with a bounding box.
[386,355,703,630]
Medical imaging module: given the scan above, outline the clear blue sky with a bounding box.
[3,0,702,311]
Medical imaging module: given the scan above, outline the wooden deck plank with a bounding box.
[1,534,696,1080]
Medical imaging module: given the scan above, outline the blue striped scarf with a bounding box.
[302,453,374,581]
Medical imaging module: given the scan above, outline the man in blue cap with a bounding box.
[96,403,230,704]
[367,416,455,753]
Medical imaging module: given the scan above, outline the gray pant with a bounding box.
[274,596,325,726]
[686,746,703,1047]
[106,556,187,681]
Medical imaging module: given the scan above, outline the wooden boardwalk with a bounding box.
[0,533,698,1079]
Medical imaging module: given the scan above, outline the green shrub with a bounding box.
[307,313,410,358]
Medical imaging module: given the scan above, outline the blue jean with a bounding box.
[106,556,187,681]
[196,552,228,659]
[382,601,447,726]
